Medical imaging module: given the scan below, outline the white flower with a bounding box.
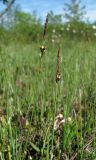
[67,117,72,123]
[73,29,76,33]
[92,25,96,29]
[29,156,32,160]
[52,39,55,43]
[66,27,70,31]
[52,29,56,33]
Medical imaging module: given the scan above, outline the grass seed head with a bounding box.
[56,48,61,83]
[43,14,48,39]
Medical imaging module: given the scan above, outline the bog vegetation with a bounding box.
[0,0,96,159]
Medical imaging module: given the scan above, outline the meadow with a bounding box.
[0,36,96,160]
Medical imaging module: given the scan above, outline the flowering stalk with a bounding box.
[56,48,61,83]
[43,14,48,40]
[40,14,48,57]
[51,48,61,154]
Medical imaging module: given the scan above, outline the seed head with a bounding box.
[56,48,61,83]
[43,14,48,39]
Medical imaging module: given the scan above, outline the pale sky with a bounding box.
[0,0,96,22]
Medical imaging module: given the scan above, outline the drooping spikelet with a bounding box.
[56,48,61,83]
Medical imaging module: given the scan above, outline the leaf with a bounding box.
[30,142,40,152]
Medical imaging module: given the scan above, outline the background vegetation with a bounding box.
[0,0,96,44]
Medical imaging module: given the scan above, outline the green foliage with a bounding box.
[0,2,96,44]
[48,10,62,24]
[0,0,8,4]
[64,0,86,22]
[0,7,43,43]
[0,40,96,159]
[12,11,42,42]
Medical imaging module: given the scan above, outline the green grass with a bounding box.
[0,39,96,160]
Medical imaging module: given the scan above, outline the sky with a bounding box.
[0,0,96,22]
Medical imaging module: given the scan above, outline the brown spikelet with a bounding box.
[56,48,61,83]
[43,14,48,39]
[57,48,60,70]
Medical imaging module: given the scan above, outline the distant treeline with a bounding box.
[0,7,96,44]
